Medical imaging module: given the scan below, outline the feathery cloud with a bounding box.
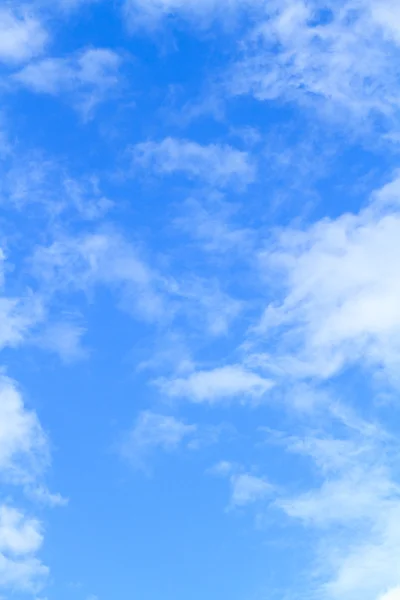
[120,411,197,468]
[14,48,122,116]
[131,137,255,188]
[230,0,400,124]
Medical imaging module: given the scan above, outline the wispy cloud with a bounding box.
[159,364,273,403]
[0,7,48,65]
[51,0,101,11]
[1,151,113,219]
[131,137,255,188]
[123,0,263,30]
[0,504,47,594]
[13,48,122,117]
[210,461,273,508]
[0,377,52,594]
[0,505,43,555]
[0,375,48,486]
[175,197,254,255]
[270,417,400,600]
[25,485,68,508]
[34,321,88,363]
[2,2,400,599]
[120,411,197,469]
[230,472,273,507]
[31,231,167,323]
[173,277,243,336]
[230,0,400,125]
[31,228,243,336]
[0,294,45,351]
[252,172,400,384]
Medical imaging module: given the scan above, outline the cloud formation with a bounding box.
[32,231,167,322]
[0,376,48,485]
[123,0,263,29]
[230,0,400,125]
[254,173,400,384]
[272,421,400,600]
[0,505,47,593]
[0,7,48,65]
[159,365,273,403]
[120,411,197,468]
[14,48,122,116]
[132,138,255,188]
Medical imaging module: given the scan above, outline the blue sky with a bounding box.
[2,1,400,600]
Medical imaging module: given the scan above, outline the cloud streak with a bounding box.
[159,364,273,403]
[230,0,400,125]
[14,48,122,116]
[120,411,197,469]
[131,137,255,188]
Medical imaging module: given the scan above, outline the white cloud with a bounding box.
[380,588,400,600]
[280,455,394,527]
[0,357,57,597]
[123,0,262,30]
[2,152,113,218]
[175,197,254,254]
[255,172,400,383]
[136,330,195,376]
[0,375,48,485]
[0,295,44,351]
[321,495,400,600]
[26,486,68,508]
[159,365,273,403]
[269,422,400,600]
[31,231,166,323]
[326,511,400,600]
[0,224,87,365]
[0,506,43,556]
[175,277,243,336]
[62,176,113,220]
[210,462,273,507]
[198,289,242,337]
[0,505,47,594]
[0,551,48,594]
[32,228,245,340]
[0,127,11,158]
[0,7,47,65]
[243,169,400,600]
[0,258,56,595]
[132,137,255,188]
[230,0,400,123]
[36,0,99,11]
[13,48,121,116]
[0,251,45,349]
[53,0,100,10]
[120,411,197,467]
[35,321,87,363]
[371,0,400,44]
[209,460,235,476]
[230,473,273,507]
